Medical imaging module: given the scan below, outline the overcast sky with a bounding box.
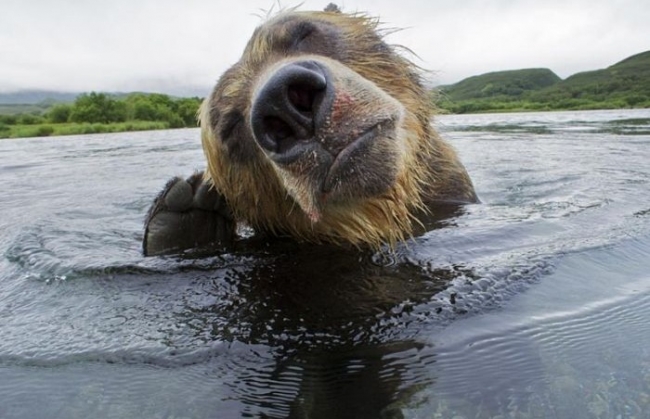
[1,0,648,95]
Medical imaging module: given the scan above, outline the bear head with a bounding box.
[199,7,476,248]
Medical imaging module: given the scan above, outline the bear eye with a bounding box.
[291,21,317,48]
[219,110,244,142]
[286,20,343,59]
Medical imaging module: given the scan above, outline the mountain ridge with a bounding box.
[2,51,649,113]
[438,50,650,112]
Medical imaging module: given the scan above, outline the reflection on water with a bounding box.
[1,110,650,418]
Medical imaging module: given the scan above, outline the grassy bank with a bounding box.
[436,97,649,114]
[0,91,202,139]
[0,120,173,139]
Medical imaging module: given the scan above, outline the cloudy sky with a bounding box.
[1,0,648,95]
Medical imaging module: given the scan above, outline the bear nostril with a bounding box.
[251,61,331,158]
[288,83,317,114]
[263,116,296,154]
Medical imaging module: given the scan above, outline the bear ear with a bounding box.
[324,3,341,13]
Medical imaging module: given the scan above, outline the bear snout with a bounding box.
[250,60,334,162]
[247,55,408,218]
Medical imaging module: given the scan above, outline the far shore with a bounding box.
[0,120,190,140]
[2,105,649,140]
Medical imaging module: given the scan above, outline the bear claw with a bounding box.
[163,178,194,212]
[143,172,236,256]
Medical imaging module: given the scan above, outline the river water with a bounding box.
[1,109,649,418]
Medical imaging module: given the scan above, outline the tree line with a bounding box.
[0,92,203,128]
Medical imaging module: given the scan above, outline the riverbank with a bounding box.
[3,104,649,139]
[0,120,172,139]
[436,98,650,114]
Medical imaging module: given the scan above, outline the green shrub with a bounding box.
[47,104,72,123]
[69,92,128,123]
[0,115,18,125]
[35,125,54,137]
[17,114,44,125]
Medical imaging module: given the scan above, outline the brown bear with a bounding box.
[143,5,477,256]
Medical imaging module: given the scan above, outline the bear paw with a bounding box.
[143,172,236,256]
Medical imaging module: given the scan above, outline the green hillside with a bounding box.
[0,90,79,106]
[441,68,561,101]
[439,50,650,113]
[533,50,650,105]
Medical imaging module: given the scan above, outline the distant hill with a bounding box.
[0,90,80,105]
[534,50,650,103]
[440,68,561,101]
[565,49,650,91]
[439,50,650,113]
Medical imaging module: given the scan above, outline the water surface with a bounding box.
[1,109,649,418]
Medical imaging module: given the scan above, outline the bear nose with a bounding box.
[251,61,331,156]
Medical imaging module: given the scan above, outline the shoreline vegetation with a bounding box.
[1,50,648,139]
[436,99,648,114]
[2,121,170,139]
[0,92,201,139]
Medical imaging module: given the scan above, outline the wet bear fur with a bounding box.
[144,5,477,256]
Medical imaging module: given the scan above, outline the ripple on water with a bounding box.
[1,111,649,418]
[404,289,650,417]
[399,234,650,417]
